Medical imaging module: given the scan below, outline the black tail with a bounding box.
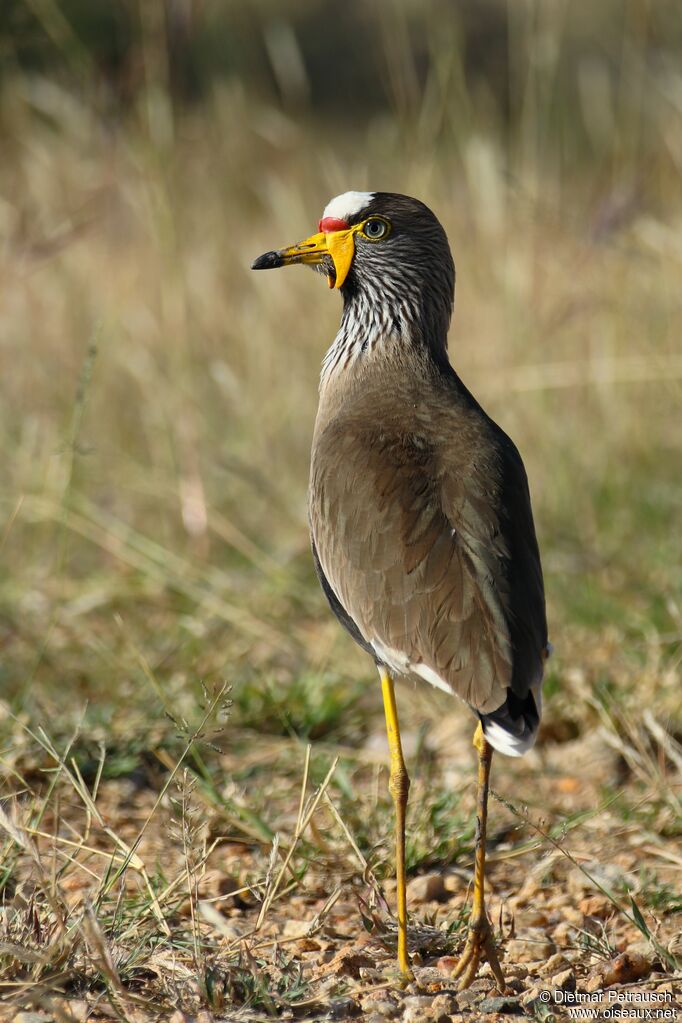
[480,687,540,757]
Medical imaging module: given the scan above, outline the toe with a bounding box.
[450,915,507,992]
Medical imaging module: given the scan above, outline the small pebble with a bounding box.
[282,918,309,938]
[418,966,450,986]
[402,994,434,1010]
[544,893,571,910]
[516,909,550,927]
[443,872,467,894]
[656,982,677,995]
[512,878,541,905]
[538,952,571,976]
[586,950,651,989]
[551,921,573,944]
[407,872,448,903]
[57,1002,89,1022]
[551,967,576,991]
[431,993,459,1014]
[504,963,529,979]
[402,995,440,1023]
[507,930,555,962]
[436,955,457,974]
[456,988,481,1008]
[522,959,546,974]
[361,997,398,1018]
[478,995,524,1014]
[328,997,361,1018]
[358,966,388,982]
[579,894,613,919]
[521,987,541,1006]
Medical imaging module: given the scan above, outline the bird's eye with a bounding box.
[362,218,390,240]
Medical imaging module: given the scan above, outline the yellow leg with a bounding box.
[379,667,414,982]
[451,723,506,992]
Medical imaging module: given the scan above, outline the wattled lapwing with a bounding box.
[252,192,549,989]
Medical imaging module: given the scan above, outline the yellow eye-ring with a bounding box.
[361,217,391,240]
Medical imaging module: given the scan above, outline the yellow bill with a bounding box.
[251,224,360,289]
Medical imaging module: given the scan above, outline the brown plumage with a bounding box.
[310,363,546,719]
[252,190,549,986]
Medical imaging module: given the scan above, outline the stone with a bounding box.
[361,995,399,1018]
[507,930,555,962]
[538,953,571,976]
[57,1002,89,1022]
[328,997,361,1018]
[478,995,524,1014]
[402,995,434,1011]
[282,918,309,938]
[407,872,448,903]
[579,894,613,919]
[511,878,541,906]
[358,966,388,982]
[504,964,529,979]
[522,959,545,971]
[544,893,571,911]
[521,987,541,1007]
[431,993,459,1015]
[402,995,441,1023]
[656,982,676,995]
[294,936,322,952]
[436,955,458,974]
[417,966,450,986]
[604,951,652,986]
[551,921,573,944]
[551,968,576,991]
[455,988,480,1008]
[443,871,468,894]
[406,1013,448,1023]
[562,906,584,925]
[516,908,550,927]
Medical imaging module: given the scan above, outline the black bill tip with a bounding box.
[251,250,283,270]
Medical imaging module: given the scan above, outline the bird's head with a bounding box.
[252,191,454,300]
[252,192,456,370]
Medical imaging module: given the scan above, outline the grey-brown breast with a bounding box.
[309,365,547,720]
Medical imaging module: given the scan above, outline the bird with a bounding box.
[252,191,549,990]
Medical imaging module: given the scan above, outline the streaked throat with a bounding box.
[319,290,419,388]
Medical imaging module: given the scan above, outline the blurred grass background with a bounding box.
[1,1,681,1013]
[1,0,680,745]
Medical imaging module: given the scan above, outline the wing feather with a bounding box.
[309,378,547,718]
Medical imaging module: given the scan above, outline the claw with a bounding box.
[451,913,506,992]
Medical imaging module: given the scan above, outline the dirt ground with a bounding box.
[2,701,680,1023]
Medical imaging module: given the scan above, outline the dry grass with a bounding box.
[1,6,682,1019]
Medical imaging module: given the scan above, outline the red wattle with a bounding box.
[319,216,349,233]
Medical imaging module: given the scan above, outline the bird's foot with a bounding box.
[394,924,415,986]
[451,912,506,992]
[397,963,416,988]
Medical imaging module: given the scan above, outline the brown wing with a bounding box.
[309,387,535,715]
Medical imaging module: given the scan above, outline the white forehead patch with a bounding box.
[322,191,375,223]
